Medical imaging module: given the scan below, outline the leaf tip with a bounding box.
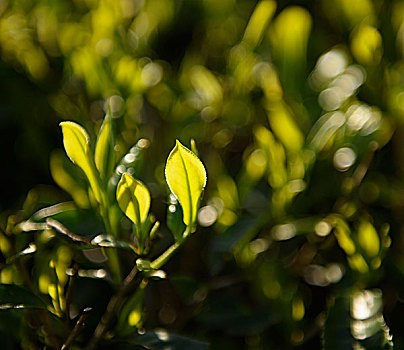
[121,172,129,183]
[59,121,90,145]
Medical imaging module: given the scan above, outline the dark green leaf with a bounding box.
[117,280,148,335]
[167,198,186,242]
[46,207,104,238]
[323,295,354,350]
[198,292,278,336]
[120,330,208,350]
[207,216,260,274]
[0,283,49,310]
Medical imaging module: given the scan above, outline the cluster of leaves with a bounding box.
[2,0,404,349]
[1,115,207,349]
[1,107,206,349]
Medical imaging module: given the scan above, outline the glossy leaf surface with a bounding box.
[95,114,115,181]
[116,173,150,228]
[358,220,380,258]
[60,121,101,202]
[165,140,207,227]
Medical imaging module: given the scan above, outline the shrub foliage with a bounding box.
[0,0,403,349]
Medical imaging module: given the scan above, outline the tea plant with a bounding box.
[2,0,404,349]
[0,114,207,349]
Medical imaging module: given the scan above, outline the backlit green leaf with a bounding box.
[108,138,150,198]
[165,140,207,227]
[95,114,115,182]
[50,150,90,208]
[358,221,380,258]
[59,121,102,203]
[330,215,356,256]
[60,121,90,169]
[117,279,148,335]
[116,173,150,228]
[242,0,276,48]
[266,102,304,152]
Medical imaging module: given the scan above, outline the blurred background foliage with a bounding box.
[1,0,404,348]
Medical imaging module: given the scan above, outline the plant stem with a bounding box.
[87,227,191,349]
[150,241,181,270]
[61,307,92,350]
[106,248,122,285]
[150,226,191,270]
[87,264,139,350]
[47,216,122,285]
[101,192,122,285]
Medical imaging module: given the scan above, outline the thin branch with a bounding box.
[150,241,181,270]
[46,218,95,246]
[0,243,37,270]
[61,307,92,350]
[65,264,79,321]
[46,218,137,252]
[32,202,76,221]
[87,265,139,350]
[150,226,191,270]
[87,226,193,349]
[351,141,379,189]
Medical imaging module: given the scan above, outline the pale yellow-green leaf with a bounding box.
[217,175,239,210]
[116,173,150,227]
[351,24,382,65]
[189,65,222,106]
[165,140,207,227]
[59,121,102,202]
[50,150,90,208]
[246,149,267,180]
[254,125,287,188]
[60,121,90,168]
[330,215,356,256]
[270,6,312,66]
[266,102,304,152]
[348,253,369,274]
[358,220,380,258]
[243,0,276,48]
[95,114,115,180]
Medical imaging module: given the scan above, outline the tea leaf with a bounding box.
[323,295,354,350]
[358,221,380,258]
[116,173,150,228]
[117,279,148,335]
[60,121,102,203]
[0,284,48,310]
[50,150,90,208]
[167,199,185,242]
[108,138,150,197]
[95,114,115,182]
[165,140,207,227]
[242,0,276,48]
[119,329,208,349]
